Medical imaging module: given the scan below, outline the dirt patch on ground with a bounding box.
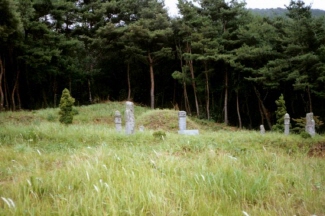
[308,142,325,158]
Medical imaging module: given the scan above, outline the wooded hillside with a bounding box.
[1,0,325,130]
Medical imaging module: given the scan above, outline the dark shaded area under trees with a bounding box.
[1,0,325,131]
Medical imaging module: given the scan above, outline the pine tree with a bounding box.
[0,0,22,111]
[121,0,173,109]
[59,88,75,125]
[283,0,324,112]
[200,0,248,125]
[272,94,287,132]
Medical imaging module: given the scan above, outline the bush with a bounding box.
[46,113,56,122]
[59,88,75,125]
[292,116,324,133]
[272,94,288,132]
[300,131,312,139]
[72,107,79,116]
[153,130,166,140]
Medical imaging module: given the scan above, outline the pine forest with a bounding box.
[1,0,325,130]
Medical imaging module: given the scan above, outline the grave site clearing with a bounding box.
[0,102,325,215]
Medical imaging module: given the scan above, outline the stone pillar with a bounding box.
[178,111,187,131]
[284,113,290,135]
[305,112,315,136]
[260,125,265,134]
[125,101,135,135]
[114,110,122,132]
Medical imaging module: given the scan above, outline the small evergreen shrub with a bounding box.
[292,116,324,133]
[59,88,75,125]
[272,94,288,132]
[300,131,312,139]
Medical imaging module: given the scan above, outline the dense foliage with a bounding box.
[272,94,287,132]
[1,0,325,130]
[59,88,75,124]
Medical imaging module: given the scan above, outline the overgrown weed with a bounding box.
[0,103,325,215]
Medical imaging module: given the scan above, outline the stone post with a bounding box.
[114,110,122,132]
[178,111,187,131]
[125,101,135,135]
[260,125,265,134]
[284,113,290,135]
[305,112,315,136]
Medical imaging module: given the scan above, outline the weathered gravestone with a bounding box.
[125,101,135,135]
[178,111,199,135]
[178,111,187,131]
[305,112,315,136]
[284,113,290,135]
[114,110,122,132]
[260,125,265,134]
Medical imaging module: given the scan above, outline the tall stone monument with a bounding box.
[178,111,187,131]
[114,110,122,132]
[260,125,265,134]
[305,112,315,136]
[178,111,199,135]
[125,101,135,135]
[284,113,290,135]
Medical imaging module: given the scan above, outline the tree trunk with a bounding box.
[88,78,92,103]
[42,89,49,108]
[178,47,191,115]
[148,51,155,109]
[53,76,57,108]
[183,82,191,114]
[0,57,4,111]
[11,70,20,111]
[254,87,272,130]
[245,96,252,129]
[187,43,199,117]
[204,61,210,120]
[307,85,312,112]
[127,62,131,101]
[17,82,21,110]
[258,100,264,126]
[88,63,93,103]
[188,60,199,116]
[236,90,242,129]
[224,70,229,125]
[173,80,176,106]
[3,62,10,110]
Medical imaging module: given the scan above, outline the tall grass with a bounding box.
[0,102,324,215]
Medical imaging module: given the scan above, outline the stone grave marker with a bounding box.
[114,110,122,132]
[178,111,187,131]
[284,113,290,135]
[178,111,199,135]
[260,125,265,134]
[125,101,135,135]
[305,112,315,136]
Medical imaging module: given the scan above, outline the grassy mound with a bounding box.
[0,102,234,133]
[136,109,237,132]
[136,109,200,131]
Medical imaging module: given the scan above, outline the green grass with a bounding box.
[0,102,325,215]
